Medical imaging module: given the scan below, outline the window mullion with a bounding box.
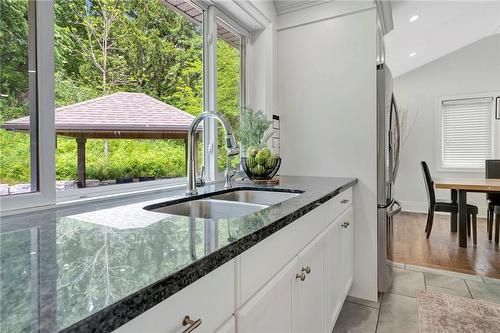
[36,0,56,202]
[203,6,218,181]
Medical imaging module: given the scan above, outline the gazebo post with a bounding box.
[184,136,188,174]
[76,137,87,188]
[194,133,199,174]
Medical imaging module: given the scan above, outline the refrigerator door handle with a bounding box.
[387,199,401,218]
[390,94,401,183]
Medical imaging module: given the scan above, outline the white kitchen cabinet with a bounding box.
[238,188,352,307]
[340,207,354,296]
[294,232,326,333]
[113,260,234,333]
[114,189,355,333]
[215,316,235,333]
[236,258,298,333]
[237,195,355,333]
[325,219,342,331]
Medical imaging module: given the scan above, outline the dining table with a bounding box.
[434,178,500,247]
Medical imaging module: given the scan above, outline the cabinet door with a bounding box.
[340,207,354,296]
[294,233,326,333]
[216,316,235,333]
[325,219,342,331]
[236,258,298,333]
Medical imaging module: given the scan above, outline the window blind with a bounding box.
[442,97,493,169]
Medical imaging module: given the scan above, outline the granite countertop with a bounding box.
[0,176,357,333]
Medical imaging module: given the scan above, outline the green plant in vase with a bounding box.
[236,108,280,180]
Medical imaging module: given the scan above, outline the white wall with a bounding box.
[213,0,278,118]
[393,34,500,216]
[277,2,379,301]
[246,0,278,118]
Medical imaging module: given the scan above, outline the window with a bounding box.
[216,18,244,172]
[52,0,204,192]
[0,0,249,211]
[441,96,496,169]
[0,0,38,196]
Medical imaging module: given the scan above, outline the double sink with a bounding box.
[144,189,302,219]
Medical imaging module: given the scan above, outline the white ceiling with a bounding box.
[385,0,500,77]
[273,0,331,15]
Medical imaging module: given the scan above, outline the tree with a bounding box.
[0,0,29,121]
[1,0,242,184]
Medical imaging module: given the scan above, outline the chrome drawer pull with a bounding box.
[302,266,311,274]
[296,272,306,281]
[341,199,349,204]
[182,316,202,333]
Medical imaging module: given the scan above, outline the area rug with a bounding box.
[417,289,500,333]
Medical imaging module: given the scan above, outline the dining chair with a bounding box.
[421,161,479,244]
[495,205,500,244]
[485,160,500,241]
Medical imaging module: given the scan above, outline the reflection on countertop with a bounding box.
[0,176,357,333]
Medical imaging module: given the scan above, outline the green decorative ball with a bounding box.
[246,156,257,169]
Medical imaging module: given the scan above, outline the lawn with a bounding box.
[0,130,203,184]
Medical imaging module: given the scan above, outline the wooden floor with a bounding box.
[389,212,500,279]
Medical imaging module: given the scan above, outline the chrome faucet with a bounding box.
[186,111,239,196]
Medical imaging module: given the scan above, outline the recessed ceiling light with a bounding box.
[409,15,419,22]
[409,52,416,57]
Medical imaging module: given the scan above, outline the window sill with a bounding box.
[436,167,485,174]
[1,178,208,216]
[1,171,228,216]
[56,177,188,203]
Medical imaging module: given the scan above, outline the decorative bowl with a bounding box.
[241,156,281,180]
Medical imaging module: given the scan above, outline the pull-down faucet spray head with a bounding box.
[226,134,239,156]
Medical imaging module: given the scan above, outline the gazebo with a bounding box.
[1,92,201,187]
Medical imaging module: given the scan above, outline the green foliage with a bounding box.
[0,0,241,185]
[56,138,188,180]
[217,38,241,171]
[0,131,31,184]
[55,73,101,107]
[236,108,274,148]
[0,0,29,109]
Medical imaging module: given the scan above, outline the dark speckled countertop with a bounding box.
[0,176,357,333]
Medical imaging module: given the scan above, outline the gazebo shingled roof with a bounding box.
[1,92,201,187]
[1,92,202,139]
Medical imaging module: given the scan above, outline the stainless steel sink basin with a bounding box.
[209,190,300,206]
[147,199,268,219]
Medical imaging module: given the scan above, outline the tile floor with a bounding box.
[332,264,500,332]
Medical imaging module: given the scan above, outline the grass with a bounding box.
[0,130,206,185]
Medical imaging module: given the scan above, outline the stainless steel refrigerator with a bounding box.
[377,63,402,292]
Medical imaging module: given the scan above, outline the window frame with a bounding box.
[205,5,249,181]
[1,0,250,213]
[1,0,56,212]
[436,91,499,173]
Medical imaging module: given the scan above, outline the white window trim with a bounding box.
[210,6,249,180]
[1,0,55,213]
[435,91,499,173]
[1,0,254,214]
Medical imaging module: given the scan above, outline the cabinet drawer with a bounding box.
[114,260,234,333]
[330,187,353,221]
[238,198,334,306]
